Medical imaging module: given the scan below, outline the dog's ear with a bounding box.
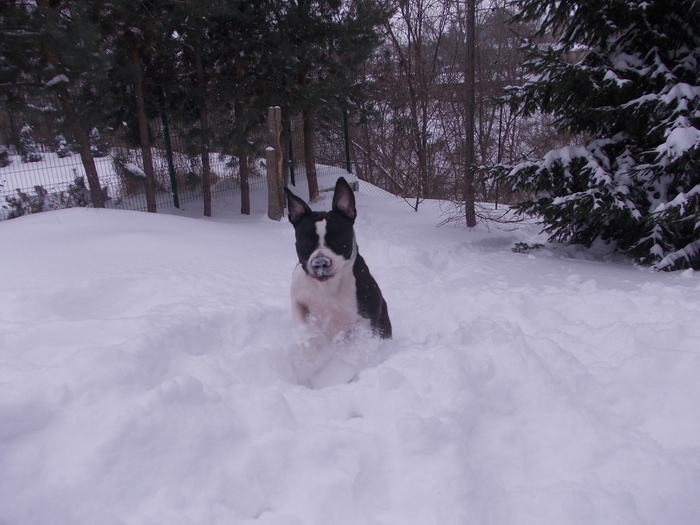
[284,187,312,225]
[332,177,357,222]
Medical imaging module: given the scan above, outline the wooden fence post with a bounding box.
[267,106,283,220]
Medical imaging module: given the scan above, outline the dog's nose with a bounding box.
[311,255,332,268]
[310,256,333,277]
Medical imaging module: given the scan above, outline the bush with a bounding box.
[89,128,110,157]
[19,124,43,163]
[3,177,93,219]
[0,146,12,168]
[55,134,75,158]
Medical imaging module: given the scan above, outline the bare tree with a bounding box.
[463,0,477,226]
[370,0,456,210]
[351,0,560,221]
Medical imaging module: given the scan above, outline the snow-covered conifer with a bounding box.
[55,134,73,158]
[0,146,11,167]
[19,124,43,163]
[505,0,700,270]
[89,128,110,158]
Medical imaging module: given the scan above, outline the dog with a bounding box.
[284,177,392,341]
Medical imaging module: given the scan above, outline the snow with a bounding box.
[46,74,69,87]
[1,151,115,193]
[2,178,700,524]
[657,125,700,161]
[123,162,147,178]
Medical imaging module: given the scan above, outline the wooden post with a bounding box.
[267,106,283,220]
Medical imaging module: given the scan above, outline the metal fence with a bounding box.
[0,108,351,220]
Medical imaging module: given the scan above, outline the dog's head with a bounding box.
[284,177,357,282]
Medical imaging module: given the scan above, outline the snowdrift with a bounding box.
[1,184,700,524]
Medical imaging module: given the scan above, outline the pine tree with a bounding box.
[99,0,174,213]
[0,1,35,136]
[89,128,110,158]
[19,124,43,163]
[24,0,109,207]
[55,134,73,158]
[269,0,392,200]
[505,0,700,270]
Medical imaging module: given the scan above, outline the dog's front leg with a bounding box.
[292,301,310,324]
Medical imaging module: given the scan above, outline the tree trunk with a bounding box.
[303,106,319,201]
[128,35,157,213]
[194,37,212,217]
[71,120,105,208]
[234,57,250,215]
[463,0,477,227]
[35,0,104,208]
[236,101,250,215]
[267,106,283,220]
[266,147,283,220]
[239,146,250,215]
[159,88,179,208]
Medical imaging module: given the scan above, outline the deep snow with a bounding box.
[1,177,700,525]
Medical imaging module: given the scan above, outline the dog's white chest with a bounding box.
[291,264,365,338]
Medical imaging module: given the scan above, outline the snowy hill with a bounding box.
[1,181,700,524]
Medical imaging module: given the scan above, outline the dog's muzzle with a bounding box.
[309,255,333,280]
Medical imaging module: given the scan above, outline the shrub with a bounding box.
[19,124,43,163]
[0,146,12,168]
[3,177,93,219]
[55,134,75,158]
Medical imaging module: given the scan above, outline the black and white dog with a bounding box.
[284,177,392,341]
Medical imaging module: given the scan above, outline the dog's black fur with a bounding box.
[284,177,392,339]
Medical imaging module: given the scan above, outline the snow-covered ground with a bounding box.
[1,151,116,190]
[2,177,700,525]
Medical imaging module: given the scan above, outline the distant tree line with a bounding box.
[0,0,392,215]
[351,0,564,213]
[3,0,697,269]
[355,0,700,270]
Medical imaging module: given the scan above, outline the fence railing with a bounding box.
[0,109,351,219]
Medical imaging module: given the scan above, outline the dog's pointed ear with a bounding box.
[332,177,356,222]
[284,187,311,225]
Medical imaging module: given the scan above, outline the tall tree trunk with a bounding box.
[71,119,105,208]
[235,101,250,215]
[303,106,319,201]
[35,0,104,208]
[193,37,212,217]
[234,57,250,215]
[463,0,477,227]
[128,34,157,213]
[159,88,180,208]
[239,145,250,215]
[267,106,284,220]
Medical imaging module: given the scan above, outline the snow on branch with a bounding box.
[46,74,69,87]
[656,126,700,163]
[654,238,700,271]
